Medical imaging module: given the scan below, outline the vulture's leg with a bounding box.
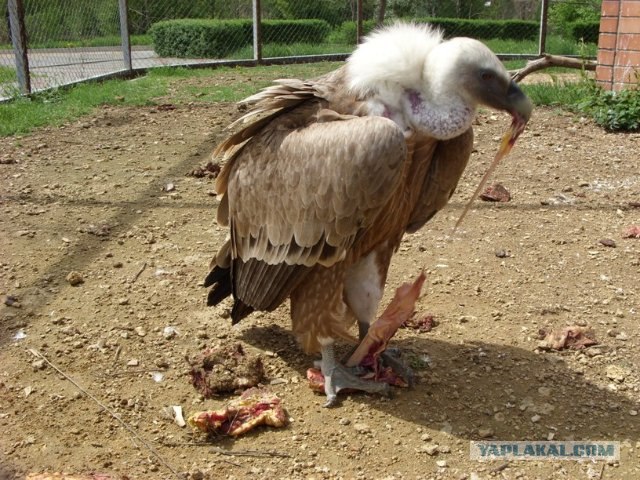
[319,339,390,407]
[344,249,416,385]
[290,263,391,405]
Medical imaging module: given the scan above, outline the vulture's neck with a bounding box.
[364,86,475,140]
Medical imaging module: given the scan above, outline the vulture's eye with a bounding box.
[481,71,495,82]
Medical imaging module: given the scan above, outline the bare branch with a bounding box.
[510,54,596,83]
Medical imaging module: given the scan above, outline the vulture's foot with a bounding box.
[380,348,415,387]
[321,344,391,407]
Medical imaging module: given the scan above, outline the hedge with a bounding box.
[150,19,330,58]
[329,18,539,44]
[568,21,599,43]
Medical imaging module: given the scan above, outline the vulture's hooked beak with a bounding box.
[454,81,532,232]
[501,80,533,155]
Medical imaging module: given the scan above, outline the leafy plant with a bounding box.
[577,80,640,132]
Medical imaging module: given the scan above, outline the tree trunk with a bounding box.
[377,0,387,26]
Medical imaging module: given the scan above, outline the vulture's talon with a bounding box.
[321,344,391,405]
[380,350,415,387]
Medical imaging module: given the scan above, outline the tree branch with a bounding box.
[510,54,596,83]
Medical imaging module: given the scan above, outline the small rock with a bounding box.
[629,410,638,416]
[66,271,84,286]
[162,326,178,339]
[134,326,146,337]
[4,295,21,308]
[127,359,139,367]
[436,460,448,468]
[495,249,509,258]
[606,365,629,382]
[439,445,452,453]
[478,428,494,438]
[118,297,129,306]
[537,386,551,397]
[422,444,439,455]
[190,471,204,480]
[32,360,45,371]
[531,414,541,423]
[599,238,616,248]
[421,433,432,441]
[353,423,371,434]
[164,182,175,192]
[113,261,123,268]
[339,418,351,426]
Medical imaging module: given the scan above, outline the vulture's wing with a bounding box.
[406,128,474,233]
[212,94,408,318]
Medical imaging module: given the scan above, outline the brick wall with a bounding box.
[596,0,640,90]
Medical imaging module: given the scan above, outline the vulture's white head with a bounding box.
[347,22,532,140]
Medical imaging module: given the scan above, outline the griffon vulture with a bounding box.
[204,23,532,406]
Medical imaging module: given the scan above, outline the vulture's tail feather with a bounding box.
[231,301,255,325]
[204,264,255,325]
[204,265,229,289]
[205,265,232,307]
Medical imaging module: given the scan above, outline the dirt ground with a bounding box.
[0,71,639,480]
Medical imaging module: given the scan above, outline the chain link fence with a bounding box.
[1,0,600,100]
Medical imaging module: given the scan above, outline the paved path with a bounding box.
[0,46,220,97]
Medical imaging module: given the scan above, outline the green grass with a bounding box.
[0,55,598,138]
[521,81,589,107]
[0,63,341,137]
[484,34,596,57]
[233,42,354,59]
[0,65,16,83]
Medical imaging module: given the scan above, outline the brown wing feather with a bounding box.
[406,128,474,232]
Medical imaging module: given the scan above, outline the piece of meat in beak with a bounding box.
[455,81,532,231]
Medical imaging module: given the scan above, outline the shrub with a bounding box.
[568,21,600,43]
[329,18,538,44]
[150,19,331,58]
[150,19,250,58]
[262,20,331,44]
[577,81,640,132]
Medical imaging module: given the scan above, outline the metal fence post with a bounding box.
[119,0,132,72]
[356,0,364,44]
[7,0,30,94]
[253,0,262,64]
[538,0,549,56]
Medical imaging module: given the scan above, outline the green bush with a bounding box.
[577,81,640,132]
[329,18,538,44]
[150,19,331,58]
[150,19,250,58]
[418,18,538,40]
[262,20,331,44]
[568,21,600,43]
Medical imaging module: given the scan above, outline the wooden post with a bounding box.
[356,0,363,44]
[253,0,262,63]
[538,0,549,56]
[119,0,132,72]
[7,0,30,94]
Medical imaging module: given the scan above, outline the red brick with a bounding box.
[621,2,640,16]
[596,65,614,82]
[615,49,640,65]
[599,33,618,49]
[602,1,620,17]
[598,49,616,65]
[619,17,640,33]
[600,17,620,33]
[618,33,640,49]
[614,65,639,83]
